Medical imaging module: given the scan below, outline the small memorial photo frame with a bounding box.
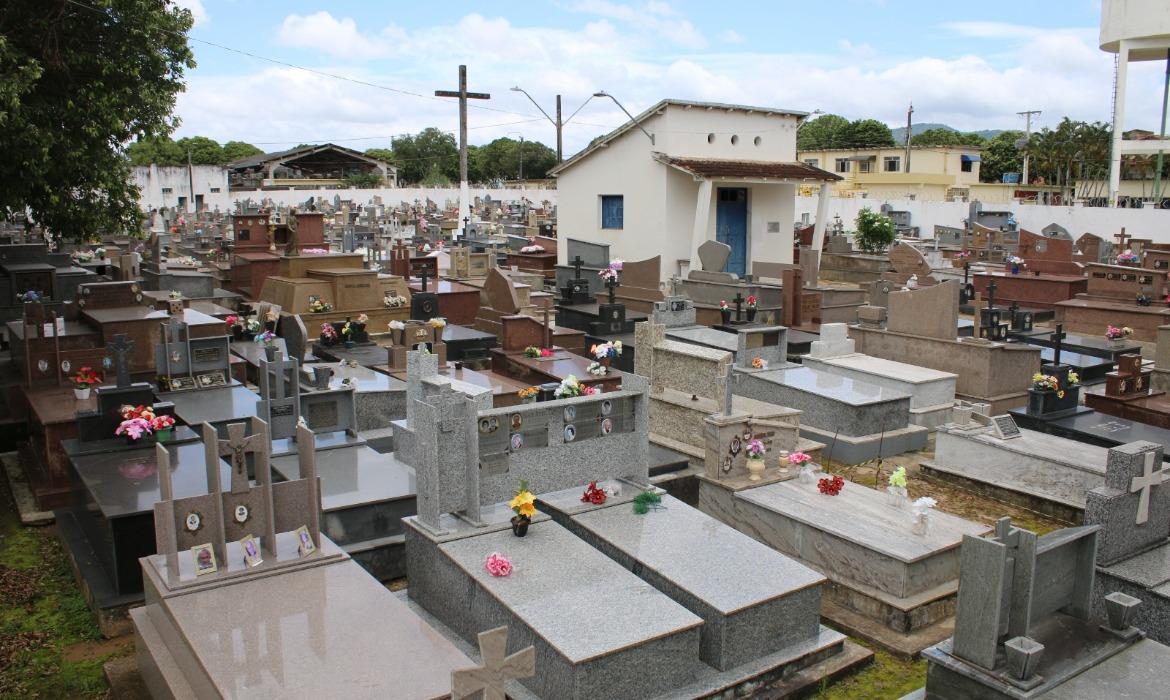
[295,525,317,557]
[192,543,218,576]
[240,534,263,567]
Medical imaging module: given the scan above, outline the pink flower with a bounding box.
[484,552,513,577]
[115,417,153,440]
[788,451,811,465]
[118,461,156,481]
[582,385,600,396]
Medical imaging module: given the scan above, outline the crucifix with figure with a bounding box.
[217,422,267,495]
[985,280,997,311]
[605,275,618,305]
[107,333,134,388]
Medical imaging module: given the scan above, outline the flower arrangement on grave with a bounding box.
[752,357,767,370]
[587,361,607,376]
[168,290,182,299]
[484,552,513,577]
[1032,372,1060,396]
[523,346,552,358]
[355,313,369,327]
[887,466,909,507]
[517,386,539,403]
[591,341,622,363]
[71,366,101,400]
[745,294,758,321]
[554,375,598,398]
[598,259,623,282]
[911,496,937,536]
[581,481,607,505]
[1067,371,1080,386]
[745,438,767,481]
[340,377,355,389]
[225,314,240,329]
[719,300,729,310]
[633,490,664,514]
[340,321,355,346]
[308,296,334,313]
[1117,250,1140,264]
[384,293,407,308]
[509,480,536,536]
[1006,255,1024,274]
[520,244,545,254]
[243,315,261,333]
[788,451,812,481]
[430,317,447,330]
[718,299,731,322]
[389,320,405,331]
[94,247,106,259]
[20,290,39,302]
[817,475,845,496]
[320,323,338,344]
[1137,292,1153,307]
[116,405,155,442]
[303,248,329,255]
[73,250,94,263]
[255,330,278,347]
[953,250,969,260]
[150,414,176,441]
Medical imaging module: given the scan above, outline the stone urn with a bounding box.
[746,457,766,482]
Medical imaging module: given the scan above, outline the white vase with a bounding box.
[887,486,908,508]
[911,511,930,536]
[798,464,816,485]
[74,387,91,400]
[746,458,766,482]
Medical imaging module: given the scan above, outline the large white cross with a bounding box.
[1130,450,1161,525]
[451,626,535,700]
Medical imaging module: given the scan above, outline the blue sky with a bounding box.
[172,0,1165,153]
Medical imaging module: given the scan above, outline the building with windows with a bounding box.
[551,99,841,280]
[226,143,396,190]
[132,164,231,213]
[796,145,984,202]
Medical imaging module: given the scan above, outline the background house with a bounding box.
[227,143,397,190]
[132,164,231,213]
[797,145,983,201]
[551,99,840,280]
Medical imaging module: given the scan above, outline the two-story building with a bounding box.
[796,145,984,202]
[550,99,841,281]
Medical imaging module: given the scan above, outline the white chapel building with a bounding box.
[550,99,841,282]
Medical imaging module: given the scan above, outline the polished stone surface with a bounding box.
[757,366,910,406]
[1045,638,1170,699]
[1013,409,1170,461]
[272,445,415,512]
[71,441,231,519]
[802,354,956,410]
[136,556,472,699]
[161,384,260,427]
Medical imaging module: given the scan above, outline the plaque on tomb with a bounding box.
[193,346,222,364]
[990,414,1021,440]
[306,401,339,430]
[271,404,294,418]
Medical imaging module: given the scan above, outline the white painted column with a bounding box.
[688,179,714,273]
[810,182,831,251]
[1109,41,1129,207]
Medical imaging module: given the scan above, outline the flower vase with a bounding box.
[232,327,245,341]
[1108,338,1126,348]
[600,357,610,369]
[344,340,355,349]
[156,427,173,442]
[886,486,908,508]
[265,320,276,332]
[125,435,142,446]
[521,396,536,404]
[746,308,757,322]
[74,387,91,401]
[1010,264,1019,275]
[720,309,731,324]
[799,464,816,485]
[397,329,407,345]
[911,512,930,536]
[510,516,530,537]
[263,345,277,362]
[746,457,766,482]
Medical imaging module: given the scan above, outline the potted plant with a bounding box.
[225,314,243,341]
[719,300,731,324]
[319,322,338,346]
[590,341,621,368]
[746,295,758,322]
[151,414,176,442]
[71,366,101,400]
[1104,325,1132,347]
[745,438,766,481]
[256,330,279,361]
[887,466,909,507]
[116,405,155,444]
[517,386,539,404]
[388,319,405,344]
[341,321,355,348]
[509,480,536,537]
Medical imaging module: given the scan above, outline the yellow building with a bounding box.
[796,145,982,201]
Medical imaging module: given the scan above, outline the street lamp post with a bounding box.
[510,88,596,163]
[593,91,654,145]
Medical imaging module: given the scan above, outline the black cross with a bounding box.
[733,292,745,322]
[419,269,429,292]
[107,333,134,388]
[1051,323,1066,367]
[605,276,618,305]
[1009,300,1019,318]
[963,260,971,285]
[985,280,997,310]
[572,255,584,279]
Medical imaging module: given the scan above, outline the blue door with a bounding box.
[716,187,748,276]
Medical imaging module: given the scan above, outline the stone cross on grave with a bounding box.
[419,269,429,293]
[605,275,618,305]
[216,421,267,494]
[723,365,735,416]
[1130,450,1161,525]
[572,255,584,279]
[733,292,745,322]
[963,260,971,284]
[541,306,552,350]
[451,627,536,700]
[985,279,997,311]
[1051,323,1067,368]
[107,333,134,388]
[1114,227,1131,252]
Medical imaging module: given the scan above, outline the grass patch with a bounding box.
[0,457,124,699]
[811,641,927,700]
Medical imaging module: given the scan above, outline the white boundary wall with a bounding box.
[795,196,1170,244]
[228,186,557,211]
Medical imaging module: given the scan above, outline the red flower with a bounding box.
[540,348,552,357]
[580,481,607,505]
[817,475,844,496]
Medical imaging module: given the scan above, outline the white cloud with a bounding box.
[174,0,208,28]
[276,11,392,60]
[718,29,744,44]
[571,1,707,48]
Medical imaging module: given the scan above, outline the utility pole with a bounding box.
[1017,109,1041,185]
[1154,49,1170,203]
[519,136,525,181]
[511,87,597,163]
[555,95,563,163]
[435,65,490,237]
[904,103,913,173]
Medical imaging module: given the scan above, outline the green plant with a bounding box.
[853,208,897,254]
[632,490,663,515]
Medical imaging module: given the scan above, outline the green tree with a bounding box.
[343,172,383,188]
[363,147,396,164]
[0,0,195,240]
[797,114,851,150]
[979,130,1024,184]
[471,137,558,181]
[390,128,458,184]
[853,208,896,254]
[841,119,896,148]
[910,128,986,147]
[127,135,186,166]
[175,136,225,165]
[222,140,264,162]
[1026,119,1110,199]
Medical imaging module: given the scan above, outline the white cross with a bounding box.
[451,626,535,700]
[1130,451,1161,525]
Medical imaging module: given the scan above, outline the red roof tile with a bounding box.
[659,156,843,182]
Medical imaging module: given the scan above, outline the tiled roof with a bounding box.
[659,156,843,182]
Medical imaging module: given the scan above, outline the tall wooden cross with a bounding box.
[1051,323,1066,367]
[434,65,490,188]
[1114,227,1131,252]
[107,333,134,388]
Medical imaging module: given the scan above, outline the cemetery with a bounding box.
[9,1,1170,696]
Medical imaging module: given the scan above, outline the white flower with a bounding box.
[911,496,937,515]
[389,320,405,330]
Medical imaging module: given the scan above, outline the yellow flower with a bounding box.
[509,490,535,511]
[517,502,536,518]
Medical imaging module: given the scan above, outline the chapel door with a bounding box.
[716,187,748,276]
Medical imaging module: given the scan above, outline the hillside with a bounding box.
[890,123,1004,143]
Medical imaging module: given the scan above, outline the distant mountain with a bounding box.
[890,123,1005,144]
